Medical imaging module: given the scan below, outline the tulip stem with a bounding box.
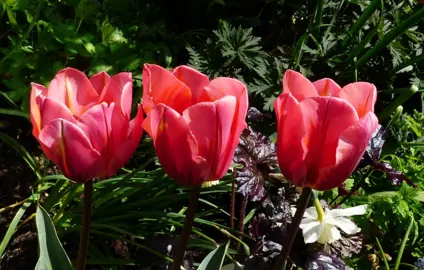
[171,186,201,270]
[76,181,93,270]
[273,187,312,270]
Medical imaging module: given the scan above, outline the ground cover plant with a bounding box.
[0,0,424,269]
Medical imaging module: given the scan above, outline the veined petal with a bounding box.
[47,68,99,116]
[298,97,358,189]
[106,104,144,178]
[40,97,74,129]
[183,96,237,180]
[338,82,377,118]
[98,72,133,117]
[329,205,368,217]
[172,65,209,103]
[142,104,209,185]
[300,220,323,244]
[282,70,318,102]
[274,93,308,186]
[315,112,378,190]
[313,78,341,97]
[90,71,111,94]
[317,223,341,244]
[30,83,48,137]
[142,64,192,115]
[201,77,247,104]
[202,78,248,178]
[38,119,101,182]
[76,103,111,155]
[329,216,361,235]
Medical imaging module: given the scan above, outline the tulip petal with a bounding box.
[274,93,308,185]
[90,71,111,94]
[106,104,144,178]
[313,78,342,97]
[201,78,248,178]
[282,70,318,102]
[39,97,75,130]
[30,83,48,137]
[315,112,378,190]
[183,96,238,180]
[98,72,133,117]
[47,68,99,116]
[298,97,359,188]
[76,103,111,155]
[338,82,377,118]
[142,64,192,115]
[202,77,247,102]
[173,65,209,103]
[143,104,209,185]
[38,119,101,182]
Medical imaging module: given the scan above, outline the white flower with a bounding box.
[292,204,367,244]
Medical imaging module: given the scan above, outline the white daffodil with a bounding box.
[292,200,367,244]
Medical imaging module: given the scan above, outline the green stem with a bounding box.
[273,187,312,270]
[357,7,424,69]
[378,85,418,122]
[341,0,381,48]
[375,237,390,270]
[394,216,414,270]
[76,182,93,270]
[171,186,201,270]
[333,168,372,208]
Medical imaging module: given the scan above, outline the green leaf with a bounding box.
[0,200,33,257]
[198,242,229,270]
[35,204,72,270]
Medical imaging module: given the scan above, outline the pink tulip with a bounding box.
[274,70,378,190]
[30,68,144,182]
[142,64,248,186]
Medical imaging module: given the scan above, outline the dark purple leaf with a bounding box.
[233,126,277,201]
[367,125,387,161]
[373,162,416,186]
[357,124,415,187]
[246,107,272,123]
[302,251,348,270]
[325,232,363,258]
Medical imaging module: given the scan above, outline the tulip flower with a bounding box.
[142,64,248,186]
[274,70,378,191]
[30,68,144,183]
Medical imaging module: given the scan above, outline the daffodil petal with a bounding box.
[300,220,323,244]
[329,205,367,217]
[317,223,341,244]
[304,206,319,219]
[300,217,317,226]
[332,217,361,235]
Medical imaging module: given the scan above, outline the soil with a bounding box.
[0,116,39,270]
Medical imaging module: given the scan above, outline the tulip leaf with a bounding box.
[197,242,229,270]
[35,204,73,270]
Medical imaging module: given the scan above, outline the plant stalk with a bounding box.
[76,181,93,270]
[273,187,312,270]
[171,186,201,270]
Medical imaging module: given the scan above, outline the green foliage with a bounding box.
[1,0,424,269]
[35,204,72,270]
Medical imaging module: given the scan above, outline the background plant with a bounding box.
[1,0,424,269]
